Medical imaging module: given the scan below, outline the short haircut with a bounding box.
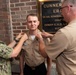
[26,14,39,20]
[63,0,76,6]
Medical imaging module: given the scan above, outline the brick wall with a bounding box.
[0,0,38,42]
[10,0,38,39]
[0,0,11,44]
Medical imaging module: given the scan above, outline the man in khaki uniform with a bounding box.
[19,14,52,75]
[37,0,76,75]
[0,33,28,75]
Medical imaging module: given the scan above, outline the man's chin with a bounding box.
[63,18,68,23]
[30,29,36,31]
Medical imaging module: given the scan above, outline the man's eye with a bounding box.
[34,21,36,23]
[28,21,31,23]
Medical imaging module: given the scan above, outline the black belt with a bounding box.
[25,62,45,70]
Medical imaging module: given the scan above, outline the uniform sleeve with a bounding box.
[45,30,69,59]
[0,44,13,59]
[43,38,50,46]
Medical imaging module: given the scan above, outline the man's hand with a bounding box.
[16,32,24,40]
[20,33,28,42]
[35,33,43,42]
[41,31,53,39]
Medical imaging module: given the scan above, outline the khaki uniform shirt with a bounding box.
[22,30,49,67]
[0,41,13,75]
[46,19,76,75]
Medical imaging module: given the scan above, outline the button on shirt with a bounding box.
[46,19,76,75]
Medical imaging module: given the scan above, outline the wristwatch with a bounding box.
[14,37,19,43]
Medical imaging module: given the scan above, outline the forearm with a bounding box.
[49,34,54,39]
[8,32,24,48]
[10,39,24,58]
[39,38,47,58]
[19,54,24,75]
[47,57,52,75]
[8,40,16,48]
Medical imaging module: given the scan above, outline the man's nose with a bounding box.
[31,22,34,25]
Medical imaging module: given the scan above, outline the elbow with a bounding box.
[11,53,18,58]
[42,54,47,58]
[40,51,48,58]
[39,48,48,58]
[13,54,18,58]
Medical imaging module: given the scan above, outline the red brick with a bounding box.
[12,15,20,19]
[11,8,19,11]
[12,18,26,23]
[15,3,25,7]
[20,0,30,2]
[17,26,26,29]
[21,6,30,10]
[11,12,15,15]
[16,11,26,15]
[22,30,28,33]
[26,2,36,5]
[10,0,19,3]
[22,22,27,25]
[13,30,21,33]
[27,10,37,14]
[10,4,14,7]
[13,34,17,37]
[12,19,17,22]
[32,6,37,9]
[13,27,17,29]
[12,23,21,26]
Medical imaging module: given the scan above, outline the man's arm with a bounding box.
[46,57,52,75]
[19,50,24,75]
[38,38,47,58]
[8,32,24,48]
[10,33,28,58]
[41,31,54,39]
[36,33,48,58]
[0,33,28,59]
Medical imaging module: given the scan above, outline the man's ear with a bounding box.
[26,22,29,28]
[38,21,40,26]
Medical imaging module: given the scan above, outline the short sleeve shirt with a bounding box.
[0,41,13,75]
[22,30,49,67]
[46,19,76,75]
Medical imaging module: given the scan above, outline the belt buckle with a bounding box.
[31,67,35,70]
